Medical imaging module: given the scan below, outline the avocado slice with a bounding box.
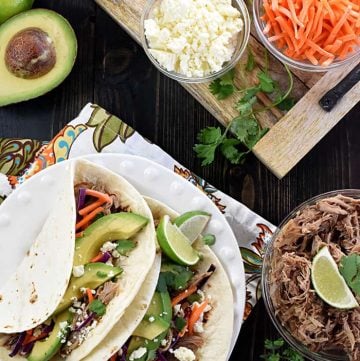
[54,263,122,315]
[27,310,72,361]
[127,291,172,361]
[132,292,171,340]
[74,213,148,266]
[0,9,77,106]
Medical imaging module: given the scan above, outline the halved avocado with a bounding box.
[0,9,77,106]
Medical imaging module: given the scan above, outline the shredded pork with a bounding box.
[270,195,360,360]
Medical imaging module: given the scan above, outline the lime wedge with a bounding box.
[157,215,200,266]
[311,247,359,309]
[174,211,211,244]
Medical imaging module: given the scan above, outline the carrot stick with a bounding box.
[110,354,117,361]
[76,231,84,238]
[86,288,94,303]
[85,189,112,204]
[90,252,104,263]
[79,199,104,216]
[188,300,209,335]
[171,284,198,307]
[75,207,104,231]
[23,332,48,345]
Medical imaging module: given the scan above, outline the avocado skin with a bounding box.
[0,0,34,24]
[0,9,77,106]
[74,213,148,267]
[27,311,71,361]
[127,291,172,361]
[54,263,122,315]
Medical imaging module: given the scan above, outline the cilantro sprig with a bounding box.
[261,338,304,361]
[195,52,294,166]
[340,254,360,296]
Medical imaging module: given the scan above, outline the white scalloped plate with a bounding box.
[0,154,245,357]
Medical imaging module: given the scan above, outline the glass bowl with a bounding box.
[262,189,360,361]
[140,0,250,83]
[252,0,360,72]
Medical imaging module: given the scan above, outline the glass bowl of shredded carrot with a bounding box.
[262,190,360,361]
[253,0,360,71]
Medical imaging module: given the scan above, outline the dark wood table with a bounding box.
[1,0,360,360]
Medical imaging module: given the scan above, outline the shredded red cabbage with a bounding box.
[75,312,95,331]
[19,341,35,356]
[156,352,168,361]
[119,345,128,361]
[99,251,112,263]
[77,188,87,215]
[9,332,25,357]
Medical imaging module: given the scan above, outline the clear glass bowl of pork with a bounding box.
[262,190,360,361]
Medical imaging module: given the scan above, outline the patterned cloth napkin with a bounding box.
[0,103,275,320]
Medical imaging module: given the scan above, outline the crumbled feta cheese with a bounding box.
[174,347,196,361]
[196,289,205,301]
[148,316,155,323]
[144,0,243,77]
[101,241,117,253]
[173,304,184,317]
[112,250,121,258]
[70,297,78,302]
[80,287,87,294]
[193,319,204,333]
[161,339,168,346]
[72,265,85,278]
[129,347,147,360]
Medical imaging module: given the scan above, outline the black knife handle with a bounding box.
[319,63,360,112]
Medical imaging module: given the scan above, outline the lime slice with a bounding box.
[311,247,359,309]
[174,211,211,244]
[157,215,200,266]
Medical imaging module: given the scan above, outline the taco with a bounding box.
[83,197,234,361]
[0,159,157,361]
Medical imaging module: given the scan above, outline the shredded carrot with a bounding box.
[75,206,104,231]
[22,330,33,346]
[79,199,104,216]
[76,231,84,238]
[171,284,198,307]
[86,288,94,303]
[261,0,360,65]
[90,252,104,263]
[188,300,209,335]
[85,189,112,204]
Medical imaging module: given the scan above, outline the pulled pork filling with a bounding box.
[270,195,360,360]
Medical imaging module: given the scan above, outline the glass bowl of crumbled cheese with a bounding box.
[141,0,250,83]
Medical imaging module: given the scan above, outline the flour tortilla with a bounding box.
[83,197,234,361]
[0,159,157,361]
[0,165,76,334]
[82,253,161,361]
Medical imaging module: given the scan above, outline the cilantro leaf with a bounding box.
[196,127,222,144]
[231,117,259,143]
[258,71,275,93]
[175,317,187,331]
[265,339,284,351]
[156,273,168,293]
[202,234,216,246]
[282,348,305,361]
[209,70,235,100]
[220,138,246,164]
[159,264,194,291]
[116,239,136,256]
[194,127,223,166]
[246,50,255,72]
[89,299,106,316]
[340,254,360,296]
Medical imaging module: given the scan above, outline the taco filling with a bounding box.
[109,260,215,361]
[4,184,149,360]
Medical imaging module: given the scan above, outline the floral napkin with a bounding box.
[0,103,275,320]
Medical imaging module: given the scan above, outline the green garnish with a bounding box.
[116,239,136,256]
[203,234,216,246]
[89,299,106,316]
[261,338,304,361]
[96,271,108,278]
[187,293,202,304]
[157,263,194,292]
[340,254,360,296]
[194,51,295,166]
[175,317,187,331]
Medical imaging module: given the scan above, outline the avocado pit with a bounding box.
[5,27,56,79]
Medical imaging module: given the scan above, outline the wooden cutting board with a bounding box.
[95,0,360,178]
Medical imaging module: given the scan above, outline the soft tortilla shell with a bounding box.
[0,165,76,333]
[82,254,161,361]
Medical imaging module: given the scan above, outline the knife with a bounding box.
[319,63,360,112]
